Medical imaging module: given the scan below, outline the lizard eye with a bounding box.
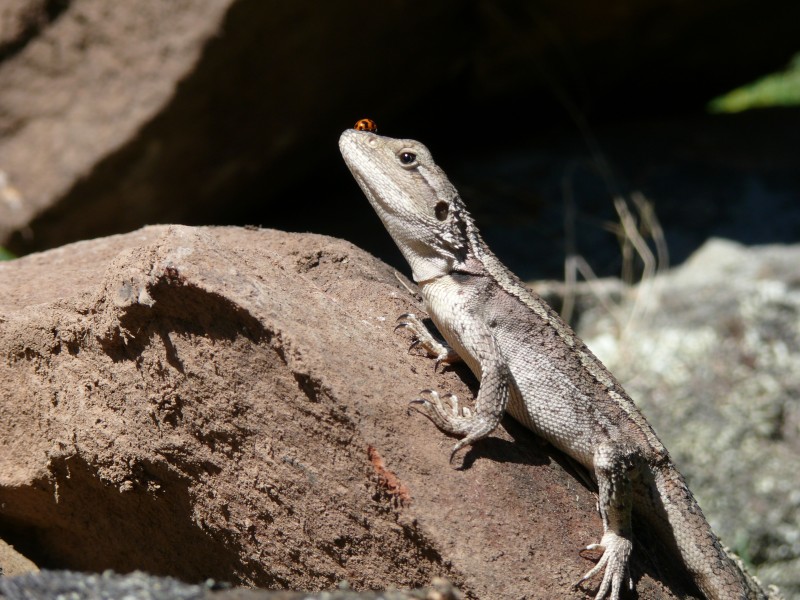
[398,151,417,168]
[434,201,449,221]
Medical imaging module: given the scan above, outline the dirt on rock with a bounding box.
[0,226,692,598]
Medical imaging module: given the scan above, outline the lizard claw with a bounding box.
[409,390,494,466]
[449,438,471,464]
[394,313,418,333]
[575,532,633,600]
[394,313,460,366]
[395,315,430,356]
[408,389,436,416]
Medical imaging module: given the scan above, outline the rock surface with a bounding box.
[0,0,469,252]
[0,570,461,600]
[0,226,697,598]
[0,0,234,243]
[0,539,38,578]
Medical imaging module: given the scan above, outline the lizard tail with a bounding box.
[652,466,773,600]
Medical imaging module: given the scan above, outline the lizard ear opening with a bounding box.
[434,201,449,221]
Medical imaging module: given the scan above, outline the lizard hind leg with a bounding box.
[578,442,637,600]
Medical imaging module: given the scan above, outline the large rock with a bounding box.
[0,0,233,243]
[0,225,700,598]
[0,539,38,578]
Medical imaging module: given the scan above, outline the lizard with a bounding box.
[339,125,777,600]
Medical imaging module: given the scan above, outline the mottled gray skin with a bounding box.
[339,128,774,600]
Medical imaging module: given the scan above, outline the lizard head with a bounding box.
[339,128,475,283]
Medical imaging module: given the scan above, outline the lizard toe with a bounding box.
[577,532,632,600]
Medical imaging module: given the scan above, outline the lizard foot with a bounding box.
[409,389,472,430]
[576,532,633,600]
[395,313,460,369]
[411,390,498,463]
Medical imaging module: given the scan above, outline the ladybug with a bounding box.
[354,118,378,133]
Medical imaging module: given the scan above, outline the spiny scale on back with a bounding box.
[339,123,775,600]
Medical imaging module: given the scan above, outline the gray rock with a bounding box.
[0,570,461,600]
[0,570,209,600]
[571,239,800,598]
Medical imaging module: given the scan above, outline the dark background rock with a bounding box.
[0,1,798,277]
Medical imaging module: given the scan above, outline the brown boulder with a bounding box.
[0,538,38,578]
[0,226,692,597]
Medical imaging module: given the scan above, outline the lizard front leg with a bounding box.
[395,313,461,369]
[409,318,511,462]
[578,442,636,600]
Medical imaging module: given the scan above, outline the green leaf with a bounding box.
[708,52,800,113]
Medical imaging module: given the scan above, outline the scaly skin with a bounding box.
[339,128,776,600]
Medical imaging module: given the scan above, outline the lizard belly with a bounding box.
[421,276,485,378]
